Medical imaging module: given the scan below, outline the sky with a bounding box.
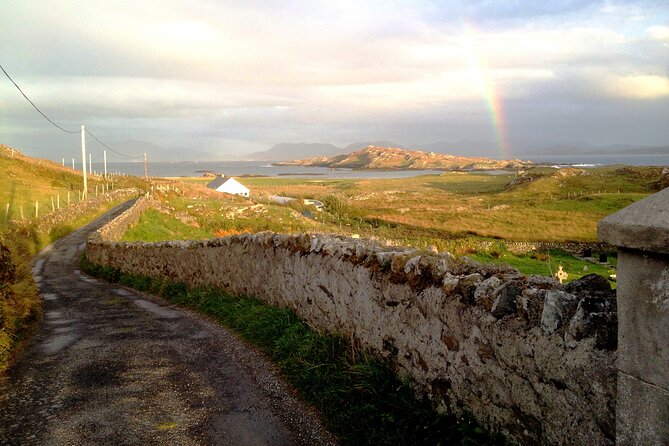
[1,0,668,161]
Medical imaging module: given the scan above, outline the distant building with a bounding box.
[206,176,250,197]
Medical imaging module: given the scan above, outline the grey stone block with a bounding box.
[599,186,669,254]
[616,250,669,389]
[617,372,669,446]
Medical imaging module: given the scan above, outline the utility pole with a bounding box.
[72,158,75,169]
[143,152,148,180]
[81,125,88,198]
[103,150,107,179]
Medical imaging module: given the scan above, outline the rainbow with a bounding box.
[464,23,511,159]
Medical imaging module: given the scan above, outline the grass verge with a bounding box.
[80,256,509,446]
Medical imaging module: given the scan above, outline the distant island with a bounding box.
[273,145,530,171]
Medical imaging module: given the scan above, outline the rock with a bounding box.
[391,253,412,274]
[527,275,560,290]
[293,234,311,251]
[375,251,394,268]
[404,255,422,275]
[541,290,578,335]
[427,245,438,254]
[474,276,502,310]
[518,288,546,325]
[321,239,340,256]
[566,295,617,350]
[354,242,370,260]
[442,273,459,294]
[404,255,446,279]
[565,273,611,296]
[310,236,324,252]
[491,282,521,318]
[457,273,483,303]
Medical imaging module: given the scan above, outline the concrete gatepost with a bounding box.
[599,187,669,445]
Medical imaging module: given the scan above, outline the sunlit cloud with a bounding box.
[605,75,669,99]
[1,0,668,155]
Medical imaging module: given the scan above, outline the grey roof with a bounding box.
[206,176,233,190]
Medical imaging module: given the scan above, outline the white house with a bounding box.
[206,176,250,197]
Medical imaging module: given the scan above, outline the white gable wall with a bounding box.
[215,178,250,197]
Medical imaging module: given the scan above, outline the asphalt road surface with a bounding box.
[0,200,337,446]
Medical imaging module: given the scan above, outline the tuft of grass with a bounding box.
[81,256,509,446]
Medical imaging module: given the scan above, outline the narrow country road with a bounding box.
[0,200,336,446]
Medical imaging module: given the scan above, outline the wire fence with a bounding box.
[0,146,124,227]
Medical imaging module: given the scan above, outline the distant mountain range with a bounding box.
[247,140,669,161]
[109,140,218,162]
[91,139,668,163]
[532,143,669,156]
[274,145,529,170]
[245,142,344,161]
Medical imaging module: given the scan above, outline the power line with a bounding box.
[85,128,143,160]
[1,62,145,161]
[0,63,78,134]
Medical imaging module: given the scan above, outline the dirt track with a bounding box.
[0,200,336,446]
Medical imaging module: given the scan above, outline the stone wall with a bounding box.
[94,195,153,241]
[12,188,141,236]
[87,199,618,445]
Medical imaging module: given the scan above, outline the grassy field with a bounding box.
[128,165,663,283]
[241,166,658,242]
[0,145,144,226]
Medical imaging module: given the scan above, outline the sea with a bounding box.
[93,154,668,179]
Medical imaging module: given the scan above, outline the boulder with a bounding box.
[457,273,483,303]
[491,282,521,318]
[527,274,560,290]
[541,290,578,335]
[518,288,547,326]
[565,273,611,296]
[442,273,460,294]
[474,276,502,310]
[566,295,617,350]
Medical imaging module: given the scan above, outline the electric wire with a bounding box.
[0,63,78,134]
[84,129,143,160]
[2,62,144,161]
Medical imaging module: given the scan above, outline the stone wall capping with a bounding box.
[598,186,669,254]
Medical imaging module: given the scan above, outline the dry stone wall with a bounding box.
[87,200,618,446]
[95,194,154,241]
[12,188,141,236]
